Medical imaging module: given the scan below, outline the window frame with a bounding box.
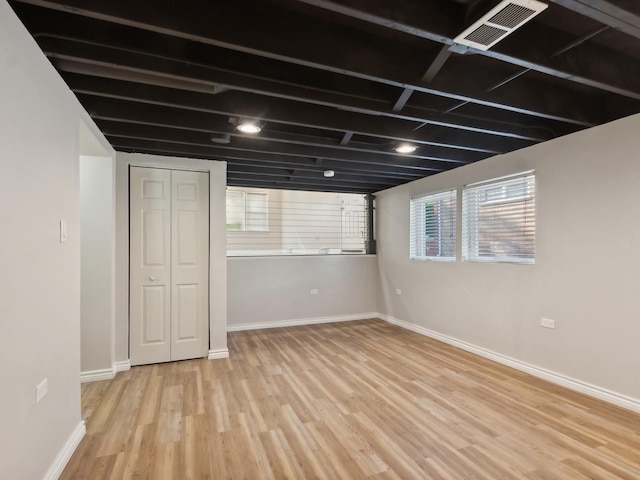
[410,189,457,262]
[462,171,535,265]
[225,190,269,232]
[226,188,370,257]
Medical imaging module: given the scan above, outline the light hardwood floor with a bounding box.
[62,319,640,479]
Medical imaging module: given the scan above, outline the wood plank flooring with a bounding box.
[62,319,640,479]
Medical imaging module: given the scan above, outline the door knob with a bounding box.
[149,276,157,281]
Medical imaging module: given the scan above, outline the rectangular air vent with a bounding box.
[453,0,548,51]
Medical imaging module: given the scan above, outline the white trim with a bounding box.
[80,360,131,383]
[228,254,377,260]
[114,360,131,372]
[80,367,114,383]
[208,348,230,360]
[42,420,86,480]
[378,313,640,414]
[228,312,378,332]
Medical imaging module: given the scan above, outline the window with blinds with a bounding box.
[226,190,268,231]
[226,187,370,256]
[462,172,535,264]
[410,189,457,261]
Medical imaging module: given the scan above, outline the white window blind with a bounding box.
[410,189,457,261]
[462,172,535,264]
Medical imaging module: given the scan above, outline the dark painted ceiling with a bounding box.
[9,0,640,193]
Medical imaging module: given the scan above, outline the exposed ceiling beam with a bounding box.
[227,176,376,194]
[108,138,426,179]
[224,161,417,182]
[95,118,457,172]
[392,88,415,113]
[547,0,640,39]
[226,172,392,190]
[36,36,558,142]
[425,52,638,125]
[439,25,611,115]
[11,0,619,125]
[421,45,453,83]
[111,139,416,193]
[65,73,535,154]
[292,0,640,100]
[8,0,638,196]
[340,132,353,145]
[226,165,399,187]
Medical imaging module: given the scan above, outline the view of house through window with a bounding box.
[226,190,268,231]
[226,187,369,256]
[462,172,535,264]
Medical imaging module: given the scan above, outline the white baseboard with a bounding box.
[43,420,86,480]
[80,367,114,383]
[378,313,640,415]
[208,348,230,360]
[114,360,131,372]
[81,359,131,383]
[227,312,378,332]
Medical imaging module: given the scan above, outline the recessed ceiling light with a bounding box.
[395,143,418,154]
[236,121,262,134]
[324,170,335,177]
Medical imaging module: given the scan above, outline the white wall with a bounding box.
[228,255,378,328]
[80,154,115,374]
[115,153,228,360]
[376,113,640,403]
[0,1,113,478]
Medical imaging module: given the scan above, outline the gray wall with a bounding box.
[80,154,115,373]
[376,113,640,402]
[228,255,379,327]
[0,1,113,477]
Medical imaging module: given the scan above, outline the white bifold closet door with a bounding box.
[130,167,209,366]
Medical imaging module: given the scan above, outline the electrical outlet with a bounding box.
[36,378,48,403]
[540,317,555,329]
[310,289,318,295]
[396,289,402,295]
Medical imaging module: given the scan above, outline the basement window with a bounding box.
[462,172,535,264]
[226,187,370,256]
[226,190,268,232]
[410,190,457,261]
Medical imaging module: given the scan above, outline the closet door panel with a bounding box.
[171,170,209,361]
[130,167,172,366]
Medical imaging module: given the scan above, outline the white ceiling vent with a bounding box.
[453,0,548,51]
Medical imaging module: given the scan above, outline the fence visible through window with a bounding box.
[226,187,370,256]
